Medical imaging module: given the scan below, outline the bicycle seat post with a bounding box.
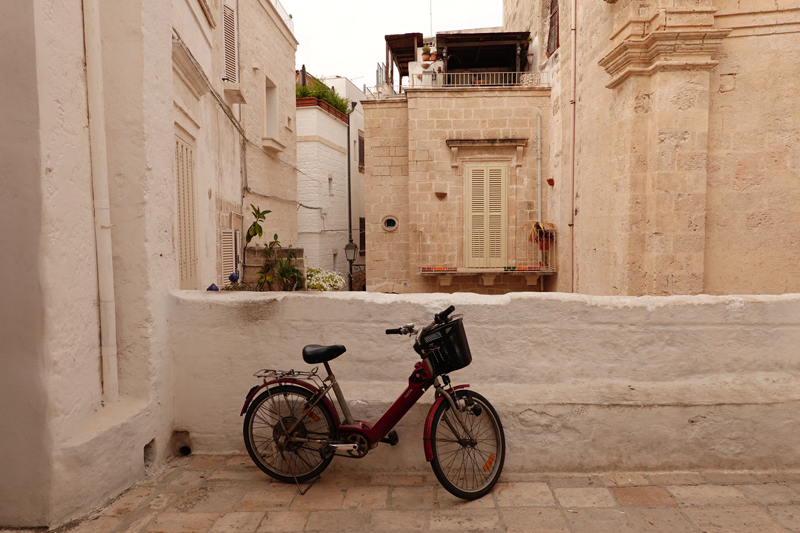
[323,361,354,425]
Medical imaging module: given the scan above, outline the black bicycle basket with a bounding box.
[419,318,472,375]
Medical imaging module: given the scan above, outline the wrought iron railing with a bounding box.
[410,71,548,89]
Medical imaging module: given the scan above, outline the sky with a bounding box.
[280,0,504,90]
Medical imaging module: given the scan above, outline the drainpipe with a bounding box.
[537,113,542,225]
[569,0,578,293]
[83,0,118,403]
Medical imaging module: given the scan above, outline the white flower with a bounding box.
[306,267,345,291]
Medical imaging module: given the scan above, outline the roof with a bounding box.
[385,33,424,78]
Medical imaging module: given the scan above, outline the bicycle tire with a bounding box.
[429,390,505,499]
[243,384,335,483]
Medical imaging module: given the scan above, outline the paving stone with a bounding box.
[145,512,219,532]
[207,468,268,486]
[647,473,705,486]
[101,487,155,517]
[289,484,345,511]
[187,455,225,471]
[234,487,296,511]
[148,494,175,510]
[623,508,699,532]
[343,486,388,509]
[563,508,639,533]
[683,506,789,533]
[702,472,761,485]
[548,475,601,488]
[304,510,372,531]
[501,508,569,532]
[225,456,254,468]
[167,485,245,513]
[66,516,120,533]
[610,486,677,507]
[769,505,800,532]
[370,510,430,530]
[429,509,500,530]
[370,475,426,486]
[493,482,555,507]
[115,511,158,533]
[600,473,650,487]
[667,485,751,507]
[255,511,308,533]
[736,484,800,505]
[318,475,370,486]
[433,486,496,509]
[208,512,265,532]
[390,486,436,510]
[167,471,207,490]
[553,487,617,508]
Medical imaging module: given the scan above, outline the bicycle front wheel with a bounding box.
[429,390,505,499]
[243,384,335,483]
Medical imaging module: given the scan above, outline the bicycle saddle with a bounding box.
[302,344,346,364]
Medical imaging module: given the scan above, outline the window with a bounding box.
[264,75,278,139]
[222,1,238,82]
[465,165,507,268]
[547,0,559,57]
[358,132,365,172]
[220,229,240,286]
[175,135,198,289]
[359,217,366,253]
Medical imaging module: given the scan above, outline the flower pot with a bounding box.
[422,53,431,61]
[430,51,438,61]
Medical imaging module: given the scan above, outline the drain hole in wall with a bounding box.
[144,439,156,470]
[179,446,192,456]
[169,429,192,457]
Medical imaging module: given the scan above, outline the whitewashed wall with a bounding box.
[296,106,349,276]
[171,291,800,475]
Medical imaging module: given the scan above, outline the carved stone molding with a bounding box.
[446,138,528,168]
[599,28,730,89]
[172,40,211,100]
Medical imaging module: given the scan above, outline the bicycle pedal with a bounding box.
[380,430,399,446]
[319,444,334,460]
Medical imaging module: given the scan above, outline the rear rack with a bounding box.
[254,367,320,380]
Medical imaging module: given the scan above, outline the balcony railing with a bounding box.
[270,0,294,34]
[410,71,548,88]
[416,221,556,275]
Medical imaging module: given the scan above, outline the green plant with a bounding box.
[422,45,431,55]
[246,204,272,243]
[274,254,304,291]
[295,82,350,115]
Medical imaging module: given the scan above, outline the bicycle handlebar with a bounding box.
[435,305,456,324]
[385,328,403,335]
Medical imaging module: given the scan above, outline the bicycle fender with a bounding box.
[239,379,341,427]
[422,384,470,462]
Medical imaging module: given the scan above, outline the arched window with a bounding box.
[547,0,559,57]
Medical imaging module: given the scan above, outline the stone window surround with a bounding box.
[446,138,527,171]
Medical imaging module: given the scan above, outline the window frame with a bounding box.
[547,0,559,57]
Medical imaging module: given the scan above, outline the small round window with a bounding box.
[382,215,399,232]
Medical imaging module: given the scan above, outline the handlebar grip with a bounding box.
[435,305,456,324]
[385,328,403,335]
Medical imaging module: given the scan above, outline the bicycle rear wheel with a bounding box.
[429,390,505,499]
[243,384,335,483]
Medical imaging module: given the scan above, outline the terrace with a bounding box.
[366,30,548,99]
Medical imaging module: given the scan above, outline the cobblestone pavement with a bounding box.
[6,456,800,532]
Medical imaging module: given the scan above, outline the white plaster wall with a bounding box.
[172,291,800,475]
[296,106,349,277]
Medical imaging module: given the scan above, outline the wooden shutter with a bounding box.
[223,3,238,83]
[175,136,198,289]
[221,229,236,286]
[466,165,507,268]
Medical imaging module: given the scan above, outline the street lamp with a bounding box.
[344,239,358,291]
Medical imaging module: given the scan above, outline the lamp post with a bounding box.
[344,240,358,291]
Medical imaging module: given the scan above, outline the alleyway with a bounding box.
[7,455,800,532]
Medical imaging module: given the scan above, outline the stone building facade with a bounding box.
[0,0,298,527]
[364,1,799,296]
[502,0,800,295]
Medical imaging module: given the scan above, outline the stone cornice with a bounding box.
[598,28,730,89]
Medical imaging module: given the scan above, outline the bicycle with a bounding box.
[240,305,506,499]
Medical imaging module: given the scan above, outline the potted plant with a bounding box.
[421,46,431,61]
[430,49,438,61]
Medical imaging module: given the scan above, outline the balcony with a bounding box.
[416,221,556,286]
[365,30,548,100]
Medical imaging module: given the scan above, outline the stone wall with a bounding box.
[363,88,553,294]
[171,291,800,474]
[503,0,800,295]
